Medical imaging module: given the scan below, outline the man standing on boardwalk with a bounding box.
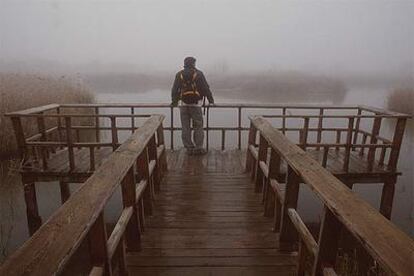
[171,57,215,155]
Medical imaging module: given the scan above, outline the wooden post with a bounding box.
[359,133,368,156]
[89,212,112,276]
[221,129,225,151]
[170,106,174,150]
[10,116,27,160]
[22,179,42,236]
[352,109,362,149]
[206,107,210,151]
[116,238,128,276]
[56,107,64,149]
[322,146,329,168]
[95,107,100,145]
[343,118,354,172]
[245,122,256,172]
[65,117,75,171]
[300,117,309,150]
[254,134,268,193]
[335,130,341,151]
[313,207,341,275]
[121,167,141,251]
[59,181,71,204]
[367,116,382,171]
[148,135,160,192]
[238,107,242,150]
[37,115,48,170]
[90,146,96,171]
[279,166,300,251]
[380,176,397,219]
[282,107,287,135]
[387,118,407,171]
[316,108,324,150]
[137,148,152,215]
[264,149,280,217]
[297,240,307,276]
[131,107,135,134]
[110,116,119,151]
[157,124,168,174]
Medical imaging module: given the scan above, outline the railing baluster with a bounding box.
[131,107,135,134]
[359,133,368,156]
[238,107,242,150]
[37,114,48,170]
[264,149,280,217]
[254,134,268,193]
[387,118,407,171]
[343,118,354,172]
[322,145,329,168]
[313,207,341,275]
[335,130,341,151]
[59,181,71,204]
[90,146,96,171]
[221,129,225,150]
[110,116,118,151]
[316,108,324,150]
[121,167,141,251]
[367,116,382,171]
[10,116,27,161]
[300,117,309,150]
[352,108,362,148]
[57,107,64,149]
[137,148,152,216]
[170,106,174,150]
[279,166,300,251]
[65,116,75,171]
[245,122,257,173]
[148,135,160,192]
[95,107,100,146]
[89,212,112,275]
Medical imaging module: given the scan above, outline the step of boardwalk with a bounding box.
[127,166,297,276]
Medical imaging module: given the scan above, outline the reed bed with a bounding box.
[0,73,95,158]
[387,87,413,115]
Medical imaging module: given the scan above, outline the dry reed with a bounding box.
[387,87,414,115]
[0,73,95,158]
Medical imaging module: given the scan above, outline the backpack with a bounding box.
[180,70,202,104]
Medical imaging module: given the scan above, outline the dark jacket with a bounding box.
[171,67,214,105]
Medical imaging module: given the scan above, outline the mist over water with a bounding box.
[0,0,413,264]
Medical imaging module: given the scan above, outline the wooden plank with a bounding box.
[0,115,164,276]
[251,116,414,276]
[6,103,59,115]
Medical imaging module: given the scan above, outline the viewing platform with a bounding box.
[1,103,412,275]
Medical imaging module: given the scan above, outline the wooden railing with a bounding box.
[6,104,409,159]
[0,115,167,275]
[246,116,414,275]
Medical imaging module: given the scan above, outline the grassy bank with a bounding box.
[0,73,95,158]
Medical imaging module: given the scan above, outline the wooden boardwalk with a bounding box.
[127,149,296,275]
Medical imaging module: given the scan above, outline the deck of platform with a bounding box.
[126,149,297,275]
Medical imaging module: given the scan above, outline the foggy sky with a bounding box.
[0,0,413,75]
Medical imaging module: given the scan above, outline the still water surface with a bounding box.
[0,86,412,262]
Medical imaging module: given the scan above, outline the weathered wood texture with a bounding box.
[127,149,297,275]
[249,116,414,276]
[0,115,165,276]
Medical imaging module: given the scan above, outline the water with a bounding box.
[0,86,412,262]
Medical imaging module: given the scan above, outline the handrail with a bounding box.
[0,114,167,275]
[248,116,414,275]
